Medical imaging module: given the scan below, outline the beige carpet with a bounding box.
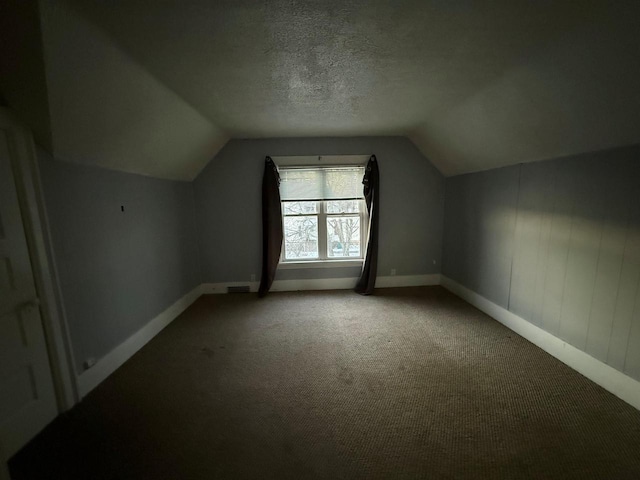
[10,287,640,479]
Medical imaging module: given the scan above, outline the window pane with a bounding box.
[325,200,360,214]
[280,169,323,200]
[280,166,365,201]
[324,167,364,200]
[327,216,361,257]
[282,201,317,215]
[284,216,319,260]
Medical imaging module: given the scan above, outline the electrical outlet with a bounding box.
[250,274,256,282]
[390,268,396,276]
[433,259,437,265]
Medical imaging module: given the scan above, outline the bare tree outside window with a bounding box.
[327,217,360,257]
[284,215,318,259]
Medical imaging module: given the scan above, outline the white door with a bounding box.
[0,124,58,463]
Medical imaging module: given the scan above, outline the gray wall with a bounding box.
[194,137,445,283]
[38,151,201,372]
[443,145,640,381]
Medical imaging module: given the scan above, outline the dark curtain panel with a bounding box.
[355,155,380,295]
[258,156,283,297]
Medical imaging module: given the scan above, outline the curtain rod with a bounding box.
[271,155,371,167]
[278,165,365,170]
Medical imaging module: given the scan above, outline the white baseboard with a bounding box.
[77,274,639,413]
[376,274,440,288]
[201,273,441,295]
[440,275,640,411]
[77,276,439,395]
[77,285,203,398]
[271,277,357,292]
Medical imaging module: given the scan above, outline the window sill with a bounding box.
[278,259,364,270]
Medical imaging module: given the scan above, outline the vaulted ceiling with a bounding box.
[2,0,640,180]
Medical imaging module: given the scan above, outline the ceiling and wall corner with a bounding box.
[0,0,53,150]
[408,3,640,176]
[36,0,228,180]
[2,0,640,180]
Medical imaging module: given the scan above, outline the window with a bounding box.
[279,166,367,263]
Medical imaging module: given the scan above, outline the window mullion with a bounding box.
[317,201,328,260]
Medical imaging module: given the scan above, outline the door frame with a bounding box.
[0,108,78,413]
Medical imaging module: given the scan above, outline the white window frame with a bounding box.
[279,198,367,267]
[272,156,370,269]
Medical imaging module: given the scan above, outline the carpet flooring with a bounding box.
[9,286,640,479]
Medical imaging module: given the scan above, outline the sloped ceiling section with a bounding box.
[66,0,640,177]
[409,3,640,175]
[38,1,228,180]
[7,1,639,178]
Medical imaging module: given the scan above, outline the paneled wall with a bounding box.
[443,145,640,380]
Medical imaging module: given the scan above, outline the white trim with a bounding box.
[202,281,260,294]
[279,171,369,264]
[278,260,363,270]
[201,279,348,294]
[272,155,370,167]
[376,274,441,288]
[68,274,640,414]
[77,285,203,398]
[1,108,79,411]
[440,275,640,411]
[271,277,356,292]
[201,274,441,294]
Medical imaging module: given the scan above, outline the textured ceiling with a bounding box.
[8,1,640,178]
